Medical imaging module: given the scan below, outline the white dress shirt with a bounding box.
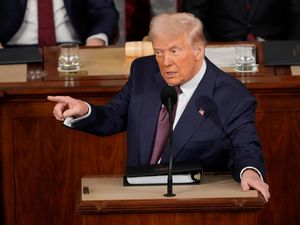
[7,0,108,45]
[173,61,206,128]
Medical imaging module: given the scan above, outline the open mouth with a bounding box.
[165,71,177,78]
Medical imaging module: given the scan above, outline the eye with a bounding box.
[154,50,163,57]
[171,48,181,56]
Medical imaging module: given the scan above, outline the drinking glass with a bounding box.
[58,43,80,72]
[235,45,257,72]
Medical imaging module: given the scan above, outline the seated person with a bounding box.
[181,0,300,41]
[48,12,270,202]
[0,0,119,47]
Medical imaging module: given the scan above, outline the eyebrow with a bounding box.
[153,45,181,51]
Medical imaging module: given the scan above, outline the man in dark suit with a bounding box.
[48,12,270,202]
[181,0,300,41]
[0,0,119,47]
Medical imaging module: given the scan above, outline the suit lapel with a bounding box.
[139,71,166,164]
[161,59,217,162]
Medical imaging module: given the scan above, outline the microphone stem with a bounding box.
[164,108,176,197]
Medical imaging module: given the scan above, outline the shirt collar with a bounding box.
[180,60,207,97]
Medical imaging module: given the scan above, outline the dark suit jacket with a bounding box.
[71,55,265,181]
[0,0,119,45]
[181,0,300,41]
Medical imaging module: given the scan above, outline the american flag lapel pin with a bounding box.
[198,107,205,117]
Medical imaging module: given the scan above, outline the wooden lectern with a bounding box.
[76,175,265,225]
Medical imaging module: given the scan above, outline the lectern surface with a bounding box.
[81,175,258,201]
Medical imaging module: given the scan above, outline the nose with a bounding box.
[163,53,172,67]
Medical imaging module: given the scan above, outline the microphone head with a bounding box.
[160,85,178,111]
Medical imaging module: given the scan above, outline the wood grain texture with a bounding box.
[1,96,126,225]
[82,212,261,225]
[255,93,300,225]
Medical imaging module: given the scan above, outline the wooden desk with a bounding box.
[77,175,264,225]
[1,43,300,225]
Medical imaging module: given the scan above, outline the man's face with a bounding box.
[153,35,204,86]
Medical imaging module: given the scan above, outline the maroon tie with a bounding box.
[37,0,56,47]
[149,86,182,164]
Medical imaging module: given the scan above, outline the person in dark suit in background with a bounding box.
[48,12,270,202]
[181,0,300,41]
[0,0,119,47]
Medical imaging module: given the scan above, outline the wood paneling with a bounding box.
[82,212,260,225]
[254,92,300,225]
[1,95,126,225]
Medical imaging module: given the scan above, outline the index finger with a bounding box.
[47,96,71,104]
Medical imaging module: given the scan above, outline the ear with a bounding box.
[193,41,205,60]
[194,46,204,61]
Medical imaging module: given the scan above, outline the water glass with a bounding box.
[235,45,257,72]
[58,44,80,72]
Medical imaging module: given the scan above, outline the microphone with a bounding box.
[160,85,178,113]
[160,85,178,197]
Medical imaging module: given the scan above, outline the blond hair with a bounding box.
[148,12,206,47]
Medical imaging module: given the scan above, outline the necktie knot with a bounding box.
[174,85,182,95]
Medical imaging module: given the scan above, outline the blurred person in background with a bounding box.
[181,0,300,41]
[0,0,119,47]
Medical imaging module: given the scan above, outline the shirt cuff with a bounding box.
[240,167,264,181]
[87,33,108,46]
[63,103,91,127]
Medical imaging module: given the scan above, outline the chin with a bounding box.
[162,76,182,86]
[169,78,182,85]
